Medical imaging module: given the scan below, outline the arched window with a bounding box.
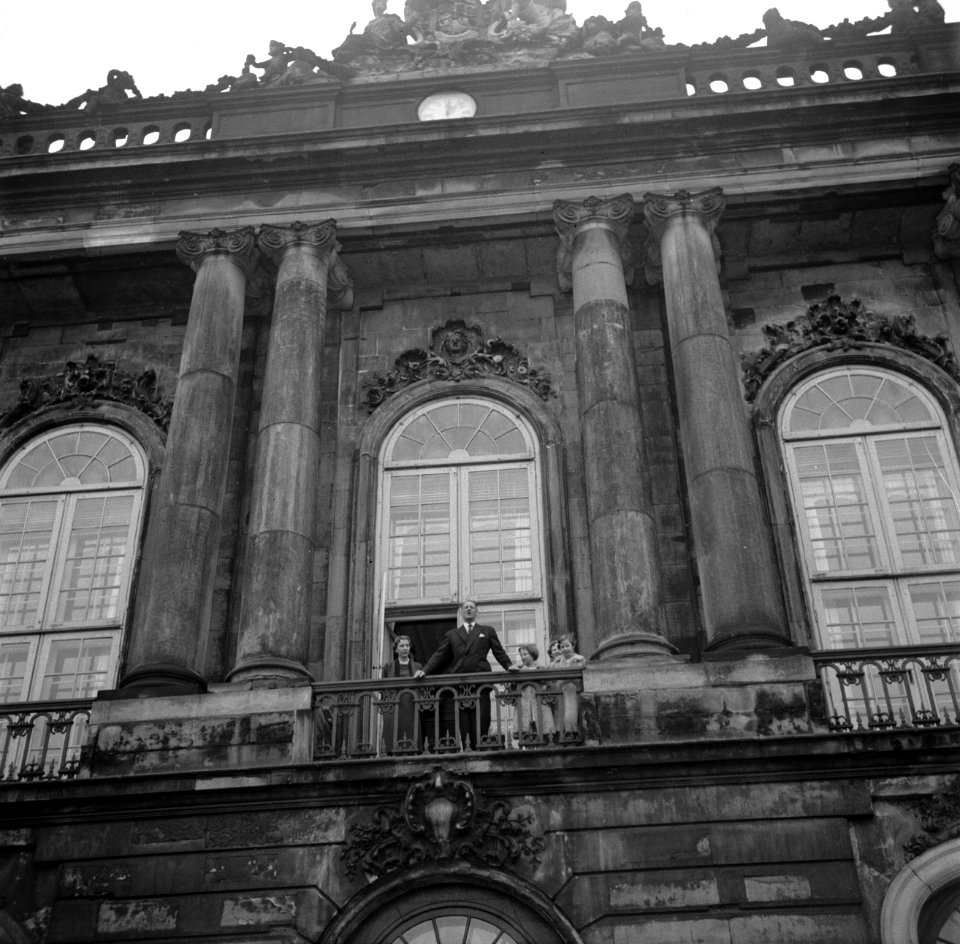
[388,912,522,944]
[376,397,546,668]
[780,366,960,650]
[0,423,146,703]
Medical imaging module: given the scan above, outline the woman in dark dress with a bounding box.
[381,635,423,753]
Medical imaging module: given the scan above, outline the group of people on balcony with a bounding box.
[380,600,584,752]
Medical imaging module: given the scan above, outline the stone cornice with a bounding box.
[553,193,635,292]
[642,187,724,285]
[175,226,258,276]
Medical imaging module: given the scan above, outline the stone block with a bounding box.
[743,874,812,902]
[727,913,868,943]
[710,818,851,864]
[610,917,732,943]
[96,900,178,935]
[565,824,713,871]
[220,894,296,928]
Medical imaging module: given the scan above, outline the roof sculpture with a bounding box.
[0,0,950,110]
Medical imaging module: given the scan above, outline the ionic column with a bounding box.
[121,227,258,695]
[554,194,675,660]
[229,221,351,685]
[643,189,788,651]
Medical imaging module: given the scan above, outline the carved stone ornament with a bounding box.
[362,319,553,412]
[934,163,960,260]
[740,294,960,402]
[175,226,258,276]
[258,220,354,309]
[342,766,544,879]
[903,777,960,861]
[642,187,724,285]
[553,193,636,292]
[0,354,173,432]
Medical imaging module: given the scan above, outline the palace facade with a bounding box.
[2,3,960,942]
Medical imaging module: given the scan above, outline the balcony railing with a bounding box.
[0,700,91,782]
[312,669,585,760]
[814,644,960,731]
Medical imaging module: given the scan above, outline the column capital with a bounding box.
[176,226,258,276]
[553,193,635,292]
[934,163,960,260]
[642,188,724,285]
[258,219,339,261]
[259,220,353,308]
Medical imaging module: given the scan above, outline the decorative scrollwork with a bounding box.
[904,777,960,860]
[362,319,553,412]
[342,766,543,878]
[0,354,173,432]
[741,294,960,401]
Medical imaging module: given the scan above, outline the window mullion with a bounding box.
[35,495,70,631]
[455,468,466,602]
[860,438,897,573]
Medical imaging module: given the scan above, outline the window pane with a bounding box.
[0,498,58,629]
[877,436,960,567]
[386,474,451,602]
[0,641,31,701]
[38,636,114,700]
[793,443,880,572]
[819,586,899,648]
[908,580,960,644]
[55,496,134,625]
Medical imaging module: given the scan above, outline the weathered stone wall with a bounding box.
[5,752,954,944]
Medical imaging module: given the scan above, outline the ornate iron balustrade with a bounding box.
[814,644,960,732]
[0,700,91,782]
[312,668,585,760]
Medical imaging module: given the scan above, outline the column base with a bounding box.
[118,662,207,697]
[226,657,314,687]
[703,627,796,656]
[591,631,680,662]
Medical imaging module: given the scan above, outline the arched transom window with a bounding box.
[780,367,960,649]
[0,424,146,702]
[377,398,545,667]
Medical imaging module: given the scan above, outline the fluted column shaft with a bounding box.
[644,189,788,651]
[122,227,257,694]
[555,194,674,660]
[230,221,344,684]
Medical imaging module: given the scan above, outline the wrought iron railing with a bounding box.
[312,669,585,760]
[814,644,960,732]
[0,700,92,782]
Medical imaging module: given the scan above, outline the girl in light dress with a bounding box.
[548,634,584,737]
[515,644,556,743]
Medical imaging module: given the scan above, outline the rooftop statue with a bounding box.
[494,0,579,45]
[761,7,824,50]
[61,70,142,113]
[245,40,354,87]
[0,83,52,118]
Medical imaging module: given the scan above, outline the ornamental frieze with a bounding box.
[362,319,553,412]
[342,766,543,879]
[903,777,960,861]
[0,354,173,432]
[740,295,960,402]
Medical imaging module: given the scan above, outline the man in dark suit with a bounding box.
[415,601,517,748]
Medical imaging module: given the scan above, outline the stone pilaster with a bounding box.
[229,221,351,685]
[121,227,258,695]
[643,189,789,652]
[554,194,675,660]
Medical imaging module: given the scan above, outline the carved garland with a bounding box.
[342,766,544,879]
[362,319,553,413]
[740,294,960,402]
[0,354,173,432]
[904,777,960,861]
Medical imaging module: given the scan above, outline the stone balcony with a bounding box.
[3,645,958,785]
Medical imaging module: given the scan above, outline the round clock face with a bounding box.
[416,91,478,121]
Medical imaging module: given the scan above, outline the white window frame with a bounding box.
[375,397,548,667]
[0,424,147,703]
[780,367,960,650]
